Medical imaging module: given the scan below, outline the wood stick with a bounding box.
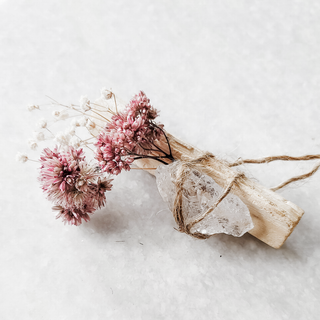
[134,133,304,249]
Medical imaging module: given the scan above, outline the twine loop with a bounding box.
[172,152,244,239]
[170,151,320,239]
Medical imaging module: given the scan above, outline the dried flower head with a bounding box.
[101,87,113,100]
[79,95,91,112]
[71,118,81,127]
[27,104,40,111]
[55,132,70,145]
[78,116,88,127]
[65,126,76,136]
[53,110,69,121]
[69,136,81,148]
[86,119,96,130]
[95,91,165,175]
[28,139,38,150]
[39,146,113,225]
[37,118,47,129]
[16,152,28,163]
[33,131,45,141]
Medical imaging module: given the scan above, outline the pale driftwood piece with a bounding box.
[134,133,304,249]
[91,97,304,249]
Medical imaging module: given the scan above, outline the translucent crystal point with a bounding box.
[155,161,254,237]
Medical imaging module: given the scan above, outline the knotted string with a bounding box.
[172,152,244,239]
[171,152,320,239]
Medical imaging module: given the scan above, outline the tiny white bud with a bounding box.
[37,118,47,129]
[33,131,45,141]
[52,110,60,118]
[86,119,96,130]
[28,139,38,150]
[78,116,88,127]
[79,95,91,112]
[27,105,40,112]
[55,132,70,146]
[65,126,76,136]
[69,136,81,148]
[71,118,81,127]
[101,87,113,100]
[53,110,69,120]
[59,110,69,120]
[16,152,28,163]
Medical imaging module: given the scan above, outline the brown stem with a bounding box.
[133,155,168,165]
[152,123,173,158]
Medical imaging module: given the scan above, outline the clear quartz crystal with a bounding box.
[155,161,254,237]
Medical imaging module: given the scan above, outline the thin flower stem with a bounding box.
[82,136,95,142]
[113,93,118,113]
[152,123,172,158]
[133,155,168,165]
[45,95,69,108]
[46,128,55,137]
[84,145,94,152]
[86,128,97,138]
[91,102,117,116]
[142,147,166,154]
[129,151,171,159]
[90,102,116,117]
[151,141,171,157]
[90,109,110,122]
[46,96,104,123]
[71,103,107,114]
[90,102,109,110]
[137,143,167,156]
[131,167,156,170]
[75,134,83,142]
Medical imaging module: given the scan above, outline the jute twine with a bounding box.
[172,152,244,239]
[172,152,320,239]
[229,154,320,191]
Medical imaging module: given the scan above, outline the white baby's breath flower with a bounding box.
[52,110,60,118]
[69,136,81,148]
[52,109,69,120]
[55,132,70,146]
[28,139,38,150]
[101,87,113,100]
[16,152,28,163]
[86,119,96,130]
[37,118,47,129]
[78,116,88,127]
[27,104,40,112]
[71,118,81,127]
[79,95,91,112]
[65,126,76,136]
[33,131,45,141]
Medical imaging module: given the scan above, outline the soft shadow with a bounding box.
[204,230,305,265]
[81,207,128,236]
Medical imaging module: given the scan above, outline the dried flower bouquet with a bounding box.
[18,89,320,248]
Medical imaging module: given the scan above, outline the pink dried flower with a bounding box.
[95,91,165,174]
[53,205,92,226]
[39,146,113,225]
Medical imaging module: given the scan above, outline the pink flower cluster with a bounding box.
[95,91,164,175]
[39,146,113,226]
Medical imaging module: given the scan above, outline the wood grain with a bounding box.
[134,133,304,249]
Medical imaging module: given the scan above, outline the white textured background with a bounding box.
[1,1,320,319]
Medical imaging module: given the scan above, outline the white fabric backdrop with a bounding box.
[1,0,319,319]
